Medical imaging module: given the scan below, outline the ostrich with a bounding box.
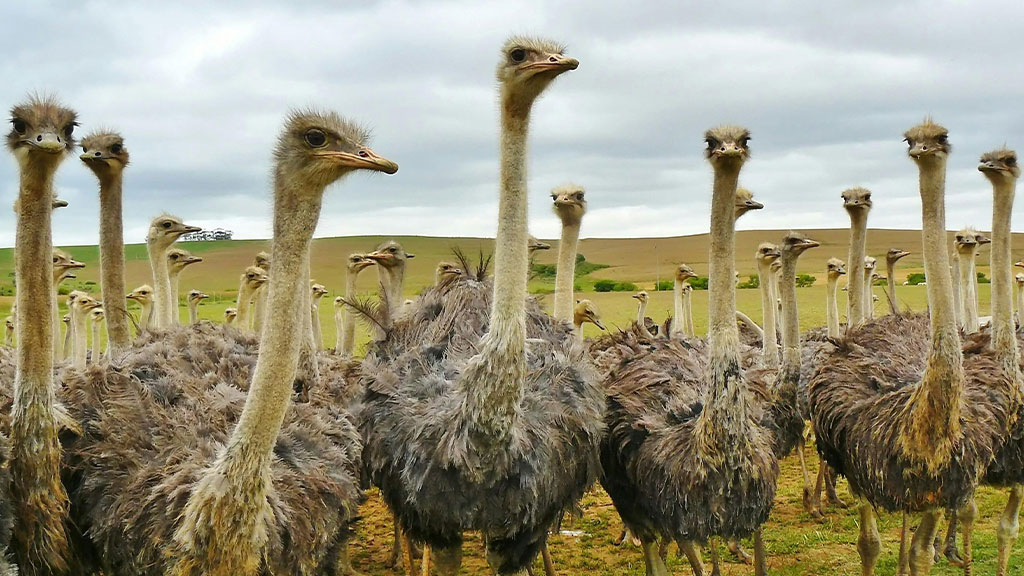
[863,256,877,320]
[224,307,238,326]
[810,121,1018,575]
[886,249,911,314]
[755,243,782,369]
[336,254,374,356]
[955,228,989,334]
[187,290,208,325]
[52,249,84,359]
[70,293,101,370]
[4,317,13,347]
[88,307,105,364]
[435,261,463,286]
[551,183,586,322]
[61,294,80,361]
[632,291,658,340]
[63,108,396,576]
[528,236,551,254]
[771,259,783,327]
[670,264,697,338]
[1016,273,1024,325]
[126,285,155,336]
[311,283,328,351]
[573,298,606,335]
[252,251,271,334]
[602,125,779,576]
[167,248,203,326]
[843,187,872,326]
[234,266,268,331]
[80,131,132,355]
[146,215,201,330]
[365,240,414,339]
[6,94,78,575]
[360,36,598,576]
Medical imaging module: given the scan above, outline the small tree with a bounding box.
[795,274,817,288]
[906,273,926,285]
[593,279,617,292]
[977,272,991,284]
[656,280,673,291]
[737,275,760,289]
[613,281,638,292]
[690,277,709,290]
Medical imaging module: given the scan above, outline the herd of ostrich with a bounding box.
[0,33,1023,576]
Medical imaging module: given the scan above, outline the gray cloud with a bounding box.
[3,0,1023,247]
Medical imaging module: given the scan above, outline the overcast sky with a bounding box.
[3,1,1023,247]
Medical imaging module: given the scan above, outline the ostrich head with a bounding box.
[126,285,154,306]
[573,299,606,331]
[53,249,85,275]
[632,290,650,304]
[979,147,1020,186]
[676,264,697,283]
[80,131,129,178]
[333,296,346,311]
[224,308,238,324]
[955,228,988,256]
[241,266,268,292]
[72,293,101,314]
[756,242,781,267]
[735,187,764,219]
[887,248,911,265]
[346,253,374,274]
[551,184,586,226]
[167,248,203,274]
[254,251,271,270]
[528,236,551,254]
[781,232,820,258]
[826,258,847,280]
[435,261,463,285]
[366,240,415,269]
[310,283,328,301]
[704,125,750,172]
[1016,273,1024,289]
[187,289,209,305]
[864,256,877,274]
[904,120,951,164]
[147,215,201,250]
[842,187,872,215]
[7,95,77,170]
[88,307,105,324]
[497,36,578,114]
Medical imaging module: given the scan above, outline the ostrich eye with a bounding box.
[705,138,715,149]
[52,257,58,263]
[1007,156,1017,166]
[304,129,327,148]
[739,136,750,147]
[510,48,526,63]
[904,138,912,146]
[162,222,172,228]
[12,119,26,135]
[937,134,948,144]
[110,143,122,154]
[64,124,75,139]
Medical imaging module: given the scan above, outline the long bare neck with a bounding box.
[708,166,741,362]
[98,174,129,352]
[758,261,779,368]
[311,299,323,351]
[148,240,172,329]
[864,269,874,320]
[1017,281,1024,326]
[671,279,685,337]
[779,256,801,373]
[235,282,254,330]
[905,155,963,471]
[189,300,200,325]
[253,287,267,334]
[887,261,899,314]
[458,106,530,440]
[138,301,152,334]
[827,275,840,338]
[990,177,1018,366]
[636,298,647,324]
[62,320,73,359]
[847,211,868,326]
[951,252,964,328]
[90,321,101,364]
[968,249,980,328]
[168,268,183,326]
[684,289,695,337]
[553,218,581,322]
[959,251,979,333]
[51,278,61,358]
[380,265,405,323]
[72,308,89,370]
[341,269,361,355]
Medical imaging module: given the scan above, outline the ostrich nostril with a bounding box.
[36,135,42,142]
[549,56,558,62]
[95,151,101,157]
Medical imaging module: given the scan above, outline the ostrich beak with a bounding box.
[183,225,202,234]
[744,200,764,211]
[592,317,606,330]
[53,199,69,209]
[27,130,65,154]
[319,148,399,174]
[525,55,580,74]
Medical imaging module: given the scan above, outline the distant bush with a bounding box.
[872,277,888,286]
[690,277,709,290]
[0,284,12,296]
[656,280,673,291]
[978,272,991,284]
[593,280,617,292]
[796,274,817,288]
[907,273,926,285]
[738,275,760,289]
[530,253,609,279]
[613,281,638,292]
[530,287,554,295]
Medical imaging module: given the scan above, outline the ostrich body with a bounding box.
[360,37,599,575]
[756,243,781,369]
[809,122,1019,575]
[337,254,374,356]
[88,307,105,364]
[187,290,208,325]
[51,249,84,358]
[126,285,155,336]
[167,248,203,326]
[551,184,585,322]
[310,283,328,351]
[601,126,779,576]
[147,215,201,330]
[234,266,268,331]
[80,131,131,355]
[886,249,910,314]
[6,95,78,575]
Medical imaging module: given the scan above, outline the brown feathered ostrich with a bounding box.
[234,266,268,331]
[755,243,781,369]
[80,131,132,355]
[88,307,105,364]
[551,184,586,323]
[187,290,208,325]
[62,108,398,576]
[886,248,911,314]
[336,254,375,356]
[167,248,203,326]
[601,125,779,576]
[809,121,1019,575]
[310,282,328,350]
[360,36,599,576]
[6,94,78,575]
[147,215,201,330]
[366,240,415,323]
[126,284,155,336]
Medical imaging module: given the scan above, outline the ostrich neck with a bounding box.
[62,321,73,360]
[223,182,323,470]
[51,282,61,358]
[990,176,1018,365]
[253,287,267,334]
[379,264,405,323]
[168,268,183,326]
[684,289,694,337]
[90,322,101,361]
[780,255,801,374]
[148,240,173,329]
[708,166,741,361]
[827,275,840,338]
[311,298,323,350]
[906,156,963,470]
[758,261,779,368]
[887,260,899,314]
[672,279,685,337]
[959,251,979,333]
[636,298,647,325]
[98,174,129,352]
[189,301,200,325]
[846,210,868,326]
[340,269,361,355]
[457,105,530,441]
[553,219,581,322]
[235,282,255,330]
[951,252,964,328]
[864,268,874,319]
[72,308,89,369]
[138,302,152,334]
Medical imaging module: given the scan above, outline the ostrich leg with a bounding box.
[753,529,767,576]
[897,513,910,576]
[433,546,462,576]
[798,435,821,518]
[997,485,1023,576]
[858,504,881,576]
[958,498,977,576]
[727,539,752,564]
[710,541,722,576]
[823,466,848,508]
[941,508,964,566]
[678,540,705,576]
[908,509,941,576]
[640,539,670,576]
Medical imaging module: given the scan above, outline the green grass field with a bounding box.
[0,231,1017,574]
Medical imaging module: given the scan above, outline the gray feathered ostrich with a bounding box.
[600,125,779,576]
[809,121,1020,575]
[62,108,397,576]
[359,36,603,576]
